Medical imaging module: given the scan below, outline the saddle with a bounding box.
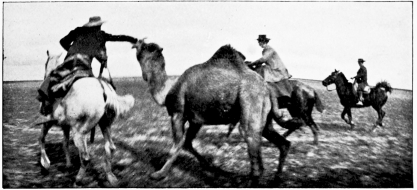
[353,82,371,95]
[267,79,293,98]
[50,54,94,98]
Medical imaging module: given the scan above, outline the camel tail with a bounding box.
[101,82,135,119]
[314,91,325,113]
[375,81,393,94]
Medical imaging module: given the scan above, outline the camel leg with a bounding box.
[99,123,118,187]
[62,126,72,168]
[183,123,213,167]
[73,132,90,185]
[39,123,52,169]
[150,113,186,180]
[262,115,291,179]
[242,121,264,187]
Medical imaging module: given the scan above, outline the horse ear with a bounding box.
[159,48,163,52]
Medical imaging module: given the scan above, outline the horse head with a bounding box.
[322,69,340,86]
[44,50,62,79]
[132,38,165,82]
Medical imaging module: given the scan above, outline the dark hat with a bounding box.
[358,58,365,63]
[257,35,270,43]
[83,16,106,27]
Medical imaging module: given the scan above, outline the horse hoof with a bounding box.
[107,173,119,187]
[150,171,167,180]
[40,157,51,169]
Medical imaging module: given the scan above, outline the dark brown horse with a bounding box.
[132,39,302,186]
[246,63,325,144]
[322,70,392,130]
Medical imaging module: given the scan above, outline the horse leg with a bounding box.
[380,107,385,127]
[263,114,291,180]
[62,126,72,168]
[90,126,95,143]
[346,108,355,129]
[307,118,319,145]
[39,123,52,169]
[73,131,90,186]
[150,113,186,180]
[99,123,118,187]
[341,107,349,124]
[372,106,385,131]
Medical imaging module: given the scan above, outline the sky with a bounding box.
[2,1,413,90]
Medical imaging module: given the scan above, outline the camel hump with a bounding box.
[205,44,247,70]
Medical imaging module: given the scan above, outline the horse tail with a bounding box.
[100,81,135,120]
[314,91,325,113]
[375,81,393,94]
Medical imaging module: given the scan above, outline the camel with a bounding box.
[132,39,302,186]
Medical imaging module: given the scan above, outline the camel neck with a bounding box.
[147,68,176,106]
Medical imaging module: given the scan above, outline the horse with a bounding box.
[322,69,392,130]
[245,62,325,145]
[132,39,302,186]
[38,50,135,186]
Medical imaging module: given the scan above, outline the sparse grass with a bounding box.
[2,78,412,188]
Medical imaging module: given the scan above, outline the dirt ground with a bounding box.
[2,78,413,188]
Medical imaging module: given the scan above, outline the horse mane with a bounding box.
[205,44,246,70]
[337,72,350,84]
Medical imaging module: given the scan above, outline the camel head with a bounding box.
[44,50,62,79]
[132,38,165,82]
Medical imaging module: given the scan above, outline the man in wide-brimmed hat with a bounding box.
[37,16,139,116]
[247,34,292,82]
[351,58,368,105]
[60,16,138,78]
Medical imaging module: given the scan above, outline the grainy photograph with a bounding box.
[2,1,413,188]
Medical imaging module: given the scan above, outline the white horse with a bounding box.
[38,50,135,186]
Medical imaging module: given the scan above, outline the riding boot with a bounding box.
[357,91,363,105]
[37,76,52,102]
[39,100,53,116]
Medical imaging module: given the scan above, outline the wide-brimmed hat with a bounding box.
[257,35,270,43]
[358,58,365,63]
[83,16,106,27]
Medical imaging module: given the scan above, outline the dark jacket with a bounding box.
[354,65,368,85]
[60,27,137,60]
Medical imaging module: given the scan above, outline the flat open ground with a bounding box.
[2,78,413,187]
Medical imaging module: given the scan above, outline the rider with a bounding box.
[37,16,138,116]
[247,34,292,82]
[351,58,368,105]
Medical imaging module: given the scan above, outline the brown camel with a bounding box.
[132,39,301,186]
